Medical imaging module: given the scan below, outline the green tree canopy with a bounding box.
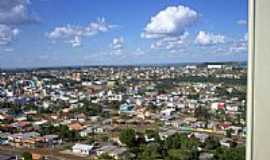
[205,136,220,150]
[166,149,192,160]
[140,142,162,160]
[22,152,32,160]
[119,128,136,148]
[214,146,245,160]
[164,133,197,150]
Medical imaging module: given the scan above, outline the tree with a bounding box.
[24,103,36,110]
[22,152,32,160]
[119,128,136,148]
[183,137,199,150]
[164,133,197,150]
[97,153,115,160]
[164,133,182,150]
[145,129,161,143]
[58,125,81,141]
[214,146,245,160]
[73,99,103,116]
[166,149,192,160]
[40,124,81,141]
[205,136,220,150]
[194,106,211,121]
[226,129,233,138]
[140,143,162,160]
[8,103,21,115]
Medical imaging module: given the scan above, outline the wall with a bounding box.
[248,0,270,159]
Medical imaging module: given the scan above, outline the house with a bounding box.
[72,143,94,155]
[32,153,44,160]
[109,147,127,160]
[219,138,233,148]
[33,120,48,126]
[172,120,184,129]
[159,129,177,140]
[226,105,239,112]
[199,152,214,160]
[0,154,17,160]
[144,135,155,143]
[176,103,185,109]
[160,108,175,120]
[42,135,62,146]
[119,104,135,114]
[8,132,40,148]
[80,127,94,137]
[0,133,8,145]
[96,144,117,156]
[193,133,209,143]
[108,94,122,102]
[96,144,127,160]
[185,65,197,70]
[207,64,223,69]
[211,102,225,111]
[0,114,13,122]
[227,126,243,136]
[68,122,84,131]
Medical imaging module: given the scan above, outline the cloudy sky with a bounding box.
[0,0,248,68]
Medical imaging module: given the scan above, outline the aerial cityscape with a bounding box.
[0,63,247,160]
[0,0,247,160]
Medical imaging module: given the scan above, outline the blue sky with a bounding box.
[0,0,248,68]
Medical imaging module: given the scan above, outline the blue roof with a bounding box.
[119,104,135,113]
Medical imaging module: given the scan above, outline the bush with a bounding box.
[119,128,136,148]
[22,152,32,160]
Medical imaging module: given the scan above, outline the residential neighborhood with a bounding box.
[0,63,246,160]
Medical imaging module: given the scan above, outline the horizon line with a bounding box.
[0,61,247,71]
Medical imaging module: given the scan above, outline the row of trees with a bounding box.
[40,124,81,141]
[116,128,245,160]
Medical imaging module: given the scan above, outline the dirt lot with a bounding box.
[0,145,89,160]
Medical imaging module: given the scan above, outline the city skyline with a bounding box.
[0,0,248,68]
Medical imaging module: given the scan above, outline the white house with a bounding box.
[96,144,127,160]
[72,143,94,155]
[207,64,223,69]
[226,105,239,112]
[160,108,175,118]
[219,138,232,148]
[185,65,197,69]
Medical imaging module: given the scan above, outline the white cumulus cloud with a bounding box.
[110,37,124,55]
[133,48,145,56]
[67,36,81,48]
[151,32,189,51]
[3,48,14,52]
[0,24,19,45]
[229,33,248,53]
[237,19,247,25]
[195,31,225,45]
[141,5,199,39]
[111,37,124,50]
[0,0,38,25]
[0,0,38,47]
[230,42,247,53]
[47,18,115,47]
